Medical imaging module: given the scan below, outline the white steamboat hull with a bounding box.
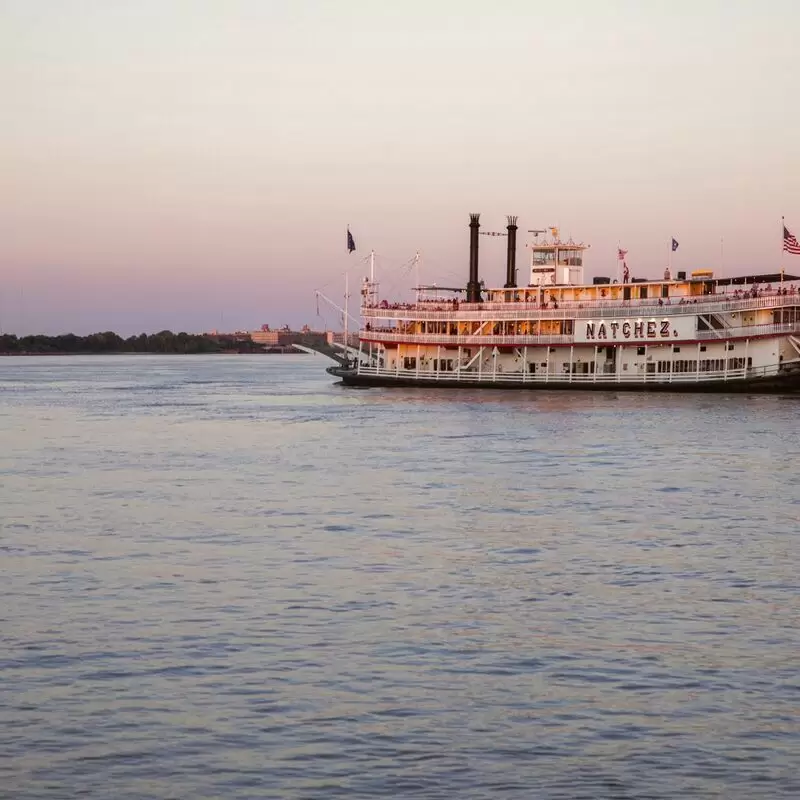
[329,363,800,393]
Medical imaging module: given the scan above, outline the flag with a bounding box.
[784,224,800,255]
[617,248,628,260]
[347,227,356,254]
[671,238,679,252]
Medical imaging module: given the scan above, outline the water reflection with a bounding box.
[0,355,797,799]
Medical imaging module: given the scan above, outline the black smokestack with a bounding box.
[467,213,481,303]
[504,215,518,288]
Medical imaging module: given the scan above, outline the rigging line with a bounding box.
[314,252,373,294]
[313,250,414,295]
[379,253,423,289]
[407,254,463,285]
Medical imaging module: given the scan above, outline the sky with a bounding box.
[2,0,799,335]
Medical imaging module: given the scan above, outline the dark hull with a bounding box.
[327,366,800,393]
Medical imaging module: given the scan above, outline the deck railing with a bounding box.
[362,290,800,323]
[359,321,800,347]
[353,362,791,385]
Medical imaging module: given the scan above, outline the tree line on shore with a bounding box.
[0,330,264,355]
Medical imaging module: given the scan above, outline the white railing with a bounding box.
[362,291,800,323]
[354,363,790,385]
[359,332,573,346]
[360,321,800,346]
[694,321,799,340]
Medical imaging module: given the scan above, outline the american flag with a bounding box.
[618,248,628,260]
[784,224,800,255]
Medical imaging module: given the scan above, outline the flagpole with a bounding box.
[344,271,349,366]
[781,216,785,276]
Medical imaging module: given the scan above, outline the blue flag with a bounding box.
[671,238,679,252]
[347,228,356,254]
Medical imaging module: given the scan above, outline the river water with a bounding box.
[1,354,798,799]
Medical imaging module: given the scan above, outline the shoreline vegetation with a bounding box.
[0,331,291,356]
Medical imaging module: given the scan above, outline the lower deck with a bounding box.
[349,335,800,389]
[331,364,800,392]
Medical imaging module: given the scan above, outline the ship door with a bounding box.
[605,346,616,375]
[623,286,631,301]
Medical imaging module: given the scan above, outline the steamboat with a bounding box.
[328,215,800,392]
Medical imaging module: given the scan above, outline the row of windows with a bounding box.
[399,357,755,375]
[402,357,456,371]
[773,308,800,323]
[652,358,752,374]
[635,345,717,355]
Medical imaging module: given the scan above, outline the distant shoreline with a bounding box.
[0,330,289,357]
[0,330,329,356]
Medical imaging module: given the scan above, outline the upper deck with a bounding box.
[356,214,800,350]
[362,280,800,322]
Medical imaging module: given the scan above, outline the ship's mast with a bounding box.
[343,272,349,365]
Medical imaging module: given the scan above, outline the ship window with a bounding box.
[673,346,681,353]
[700,345,707,352]
[640,287,648,299]
[637,347,646,355]
[727,343,735,351]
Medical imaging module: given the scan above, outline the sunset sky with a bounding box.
[3,0,799,335]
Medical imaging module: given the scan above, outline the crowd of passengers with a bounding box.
[364,283,798,312]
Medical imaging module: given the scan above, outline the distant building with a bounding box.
[250,326,331,350]
[251,329,281,345]
[327,332,360,347]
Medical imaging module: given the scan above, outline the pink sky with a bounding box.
[2,0,799,335]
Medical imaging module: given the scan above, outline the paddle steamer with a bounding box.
[329,215,800,392]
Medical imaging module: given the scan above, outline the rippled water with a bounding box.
[1,354,798,799]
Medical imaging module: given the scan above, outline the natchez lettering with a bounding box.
[584,320,678,340]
